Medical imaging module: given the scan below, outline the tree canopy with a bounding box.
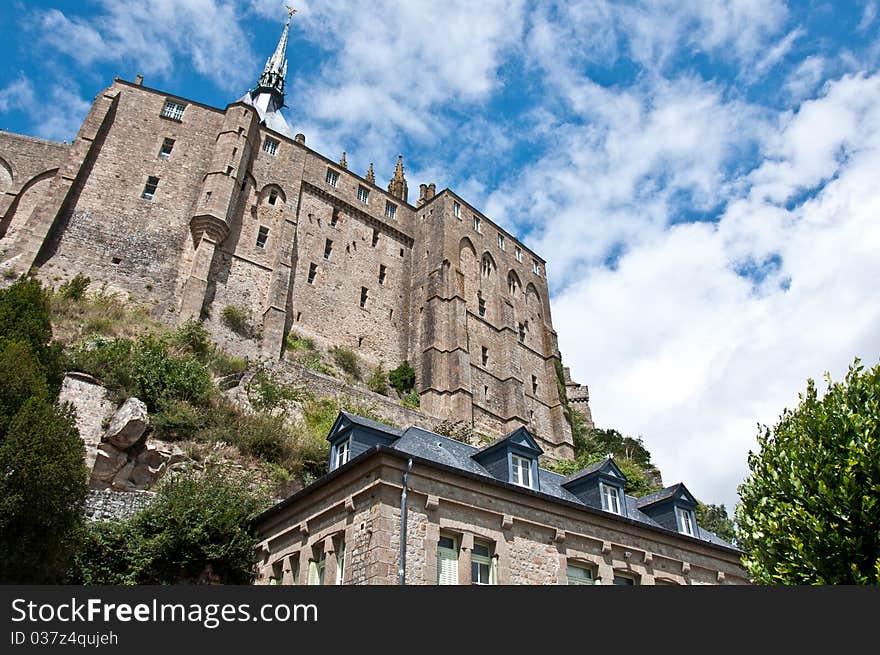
[736,359,880,584]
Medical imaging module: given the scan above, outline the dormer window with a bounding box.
[676,506,695,536]
[511,454,533,489]
[600,481,622,515]
[334,438,351,469]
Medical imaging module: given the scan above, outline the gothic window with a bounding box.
[358,186,370,204]
[268,189,279,206]
[141,176,159,200]
[508,272,519,295]
[481,255,492,277]
[161,100,185,121]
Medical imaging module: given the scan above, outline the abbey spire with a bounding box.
[388,155,408,202]
[240,8,296,138]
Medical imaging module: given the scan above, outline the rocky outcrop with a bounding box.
[58,373,117,471]
[104,397,149,449]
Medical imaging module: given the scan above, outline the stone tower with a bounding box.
[0,11,588,459]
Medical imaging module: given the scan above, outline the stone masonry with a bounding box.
[0,20,589,459]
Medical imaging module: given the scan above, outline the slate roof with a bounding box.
[336,415,737,552]
[635,483,687,508]
[336,411,405,438]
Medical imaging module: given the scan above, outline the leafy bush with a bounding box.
[206,350,248,377]
[220,305,252,337]
[130,335,213,411]
[402,391,420,408]
[330,345,360,379]
[298,350,332,375]
[151,399,207,441]
[236,414,292,464]
[70,470,270,584]
[171,320,212,359]
[246,367,302,413]
[284,331,314,352]
[389,360,416,395]
[66,336,136,399]
[58,273,91,301]
[367,363,388,395]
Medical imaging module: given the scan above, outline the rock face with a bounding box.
[79,394,189,492]
[58,373,117,471]
[103,398,149,449]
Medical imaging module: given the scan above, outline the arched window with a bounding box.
[481,254,493,277]
[507,271,520,295]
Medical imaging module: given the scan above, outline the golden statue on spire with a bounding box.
[286,6,297,18]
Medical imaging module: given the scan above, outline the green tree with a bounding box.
[0,398,88,583]
[389,360,416,395]
[70,470,271,584]
[736,359,880,584]
[695,502,736,545]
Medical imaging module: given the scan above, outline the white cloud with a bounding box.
[32,85,92,143]
[859,1,877,31]
[553,73,880,511]
[0,75,35,114]
[784,56,825,101]
[35,1,257,91]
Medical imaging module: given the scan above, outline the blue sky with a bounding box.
[2,1,880,513]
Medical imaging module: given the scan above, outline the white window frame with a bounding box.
[335,438,351,469]
[335,541,346,585]
[141,176,159,201]
[158,137,174,160]
[600,481,622,515]
[473,215,481,233]
[566,562,596,585]
[471,542,495,585]
[263,136,279,156]
[437,535,458,585]
[357,185,370,204]
[498,233,505,250]
[676,506,695,537]
[309,551,326,585]
[161,100,185,121]
[533,259,541,275]
[453,201,461,219]
[326,168,339,188]
[511,454,533,489]
[515,246,522,262]
[256,226,269,249]
[384,201,397,219]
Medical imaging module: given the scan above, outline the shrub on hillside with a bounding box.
[367,363,388,395]
[330,345,360,379]
[58,273,91,301]
[389,361,415,395]
[220,305,252,337]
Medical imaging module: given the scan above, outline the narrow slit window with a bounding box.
[141,176,159,200]
[324,239,333,260]
[378,264,387,285]
[473,215,481,233]
[307,263,317,284]
[204,190,212,203]
[158,138,175,160]
[256,226,269,248]
[481,346,488,366]
[360,287,368,309]
[498,233,505,250]
[453,201,461,219]
[372,229,379,247]
[532,375,538,394]
[515,246,522,262]
[478,296,486,317]
[331,208,339,226]
[518,323,526,343]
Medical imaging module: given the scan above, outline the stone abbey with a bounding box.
[0,13,591,458]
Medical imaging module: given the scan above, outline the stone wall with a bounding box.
[85,489,155,522]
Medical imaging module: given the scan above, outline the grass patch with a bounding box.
[220,304,252,337]
[330,345,360,380]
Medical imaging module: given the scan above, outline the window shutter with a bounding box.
[308,561,319,586]
[336,543,346,585]
[438,548,458,585]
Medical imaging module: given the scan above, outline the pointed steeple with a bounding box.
[257,7,295,104]
[366,162,375,184]
[340,151,348,169]
[388,154,408,202]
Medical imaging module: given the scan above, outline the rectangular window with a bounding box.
[307,263,317,285]
[378,265,387,285]
[385,201,397,219]
[531,375,538,395]
[481,346,488,367]
[335,541,346,585]
[256,226,269,248]
[372,228,379,247]
[533,259,541,275]
[600,482,622,515]
[438,535,458,585]
[141,176,159,200]
[498,233,505,250]
[324,239,333,260]
[330,208,339,226]
[263,136,279,156]
[613,573,636,585]
[335,438,350,469]
[473,215,481,233]
[326,168,339,188]
[309,551,326,585]
[358,185,370,204]
[518,323,526,343]
[161,100,185,121]
[471,542,495,585]
[567,563,595,585]
[453,201,461,219]
[677,507,695,537]
[158,138,175,160]
[268,189,279,206]
[515,246,522,262]
[478,297,486,317]
[360,287,368,309]
[511,454,533,489]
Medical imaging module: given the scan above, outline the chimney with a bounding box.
[417,183,428,207]
[134,74,144,86]
[427,183,436,199]
[295,133,306,144]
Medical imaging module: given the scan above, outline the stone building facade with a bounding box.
[253,413,748,586]
[0,14,584,458]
